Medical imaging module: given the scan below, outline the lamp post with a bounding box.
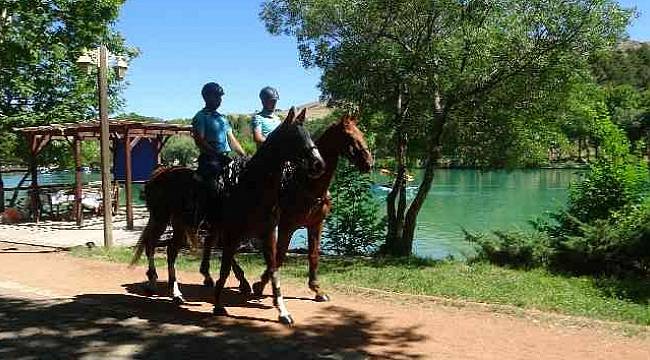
[76,45,128,248]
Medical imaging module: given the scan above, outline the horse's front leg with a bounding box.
[200,230,215,287]
[252,225,292,297]
[308,222,329,302]
[266,229,294,325]
[213,241,235,316]
[167,222,185,305]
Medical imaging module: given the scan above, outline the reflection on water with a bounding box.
[2,169,584,259]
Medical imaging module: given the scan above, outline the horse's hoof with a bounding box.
[213,306,228,316]
[278,314,294,326]
[203,278,215,288]
[239,283,252,296]
[252,282,264,296]
[172,296,185,306]
[315,294,331,302]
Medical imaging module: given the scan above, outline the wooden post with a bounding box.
[124,130,134,230]
[72,136,83,226]
[98,44,113,247]
[29,145,39,223]
[155,135,163,166]
[0,169,5,213]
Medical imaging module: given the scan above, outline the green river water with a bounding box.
[2,169,583,258]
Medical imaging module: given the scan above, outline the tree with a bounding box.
[161,136,199,167]
[262,0,631,256]
[593,42,650,157]
[0,0,135,166]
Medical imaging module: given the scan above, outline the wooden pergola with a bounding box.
[15,119,192,229]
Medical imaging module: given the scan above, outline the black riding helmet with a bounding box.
[259,86,279,101]
[202,82,225,100]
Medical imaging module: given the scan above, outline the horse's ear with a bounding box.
[285,106,296,124]
[296,108,307,124]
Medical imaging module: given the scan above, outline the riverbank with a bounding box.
[71,246,650,328]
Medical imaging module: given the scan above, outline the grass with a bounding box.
[69,246,650,326]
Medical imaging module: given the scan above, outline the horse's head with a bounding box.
[330,115,373,173]
[266,107,325,178]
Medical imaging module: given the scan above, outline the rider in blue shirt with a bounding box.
[251,86,282,148]
[192,82,246,181]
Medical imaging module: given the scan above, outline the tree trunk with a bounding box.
[400,91,446,256]
[385,91,409,255]
[577,139,582,162]
[385,90,447,257]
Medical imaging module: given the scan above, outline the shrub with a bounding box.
[465,229,551,269]
[323,160,386,256]
[551,198,650,275]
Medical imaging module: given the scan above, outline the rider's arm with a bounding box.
[192,122,218,157]
[252,127,265,146]
[227,130,247,156]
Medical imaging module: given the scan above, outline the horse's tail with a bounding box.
[130,214,169,267]
[130,235,146,267]
[130,166,179,267]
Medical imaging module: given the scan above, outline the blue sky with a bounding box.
[117,0,650,120]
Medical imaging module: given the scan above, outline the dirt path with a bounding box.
[0,245,648,359]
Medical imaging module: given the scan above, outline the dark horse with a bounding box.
[132,107,325,325]
[199,115,373,302]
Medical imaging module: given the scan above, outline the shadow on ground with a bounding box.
[0,290,426,359]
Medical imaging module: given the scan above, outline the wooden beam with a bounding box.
[0,169,4,213]
[32,134,51,156]
[129,136,141,150]
[124,133,134,230]
[72,136,83,226]
[29,152,40,223]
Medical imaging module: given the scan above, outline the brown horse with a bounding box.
[199,115,373,302]
[132,107,325,325]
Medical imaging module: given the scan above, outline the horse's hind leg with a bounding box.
[168,218,185,305]
[213,241,235,316]
[200,230,215,287]
[308,223,329,302]
[143,218,167,294]
[232,258,251,295]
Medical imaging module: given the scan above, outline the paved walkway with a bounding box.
[0,207,150,248]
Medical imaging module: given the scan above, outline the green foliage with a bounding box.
[546,197,650,276]
[161,136,198,167]
[565,160,647,224]
[465,230,551,269]
[593,43,650,150]
[0,0,135,166]
[262,0,632,256]
[323,160,386,256]
[227,114,256,155]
